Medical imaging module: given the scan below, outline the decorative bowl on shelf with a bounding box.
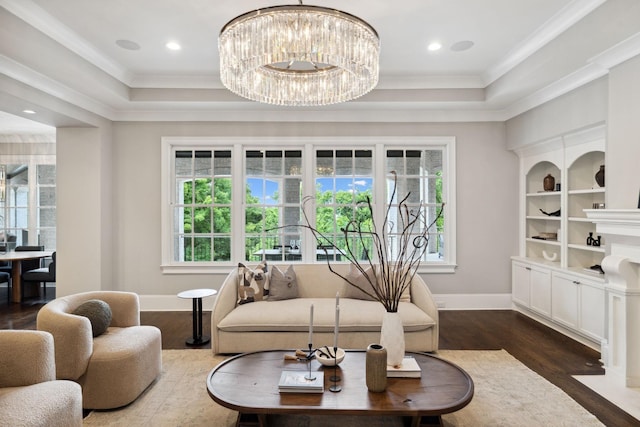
[315,347,345,366]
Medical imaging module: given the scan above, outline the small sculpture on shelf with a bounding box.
[595,165,605,187]
[543,174,556,191]
[586,232,601,247]
[539,208,560,217]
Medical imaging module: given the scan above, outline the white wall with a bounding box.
[506,77,608,150]
[607,55,640,209]
[109,121,518,305]
[56,125,113,296]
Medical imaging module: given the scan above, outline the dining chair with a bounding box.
[0,244,11,275]
[15,245,45,300]
[0,271,10,302]
[22,251,56,300]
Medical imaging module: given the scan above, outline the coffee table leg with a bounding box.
[236,413,267,427]
[407,415,442,427]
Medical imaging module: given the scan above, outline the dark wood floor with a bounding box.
[1,292,637,427]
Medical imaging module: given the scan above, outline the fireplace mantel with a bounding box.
[585,209,640,237]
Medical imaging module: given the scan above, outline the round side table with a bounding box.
[177,288,217,346]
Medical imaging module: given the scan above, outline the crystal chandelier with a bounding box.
[218,3,380,106]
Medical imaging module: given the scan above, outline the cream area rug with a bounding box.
[83,349,603,427]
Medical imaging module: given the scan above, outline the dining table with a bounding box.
[0,250,53,303]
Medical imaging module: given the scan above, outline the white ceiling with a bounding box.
[1,0,639,131]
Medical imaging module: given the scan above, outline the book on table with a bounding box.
[387,356,422,378]
[278,370,324,393]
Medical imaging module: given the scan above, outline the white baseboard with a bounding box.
[432,293,512,310]
[138,293,512,312]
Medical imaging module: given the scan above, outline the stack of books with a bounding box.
[387,356,422,378]
[278,370,324,393]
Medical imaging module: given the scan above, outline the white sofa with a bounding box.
[211,263,439,354]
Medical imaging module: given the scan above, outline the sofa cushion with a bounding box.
[342,264,411,303]
[237,261,268,305]
[266,265,298,301]
[343,264,377,301]
[72,299,112,337]
[217,298,434,333]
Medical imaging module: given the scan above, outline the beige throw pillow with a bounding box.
[343,264,378,301]
[343,264,412,303]
[266,265,299,301]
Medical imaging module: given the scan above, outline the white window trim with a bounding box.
[161,136,457,274]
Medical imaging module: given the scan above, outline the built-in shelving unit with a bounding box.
[512,124,606,350]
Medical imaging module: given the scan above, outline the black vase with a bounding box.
[595,165,605,187]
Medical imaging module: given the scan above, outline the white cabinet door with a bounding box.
[551,272,579,329]
[512,261,531,307]
[579,281,605,341]
[529,266,551,316]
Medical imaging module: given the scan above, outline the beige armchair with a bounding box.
[37,291,162,409]
[0,330,83,426]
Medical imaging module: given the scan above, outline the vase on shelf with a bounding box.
[366,344,387,392]
[543,174,555,191]
[595,165,605,187]
[380,311,405,368]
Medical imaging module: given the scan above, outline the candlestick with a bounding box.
[334,305,340,349]
[309,304,314,344]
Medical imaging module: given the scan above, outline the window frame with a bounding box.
[161,136,456,274]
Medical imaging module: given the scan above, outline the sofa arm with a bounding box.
[37,301,93,381]
[410,275,439,348]
[211,268,239,353]
[0,330,56,387]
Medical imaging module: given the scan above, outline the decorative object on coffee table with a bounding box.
[543,173,555,191]
[315,347,345,366]
[381,312,404,368]
[276,172,443,367]
[366,344,387,392]
[595,165,605,187]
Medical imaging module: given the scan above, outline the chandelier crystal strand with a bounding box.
[219,5,379,106]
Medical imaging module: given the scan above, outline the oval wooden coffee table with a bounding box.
[207,349,473,427]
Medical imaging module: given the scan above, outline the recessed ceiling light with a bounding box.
[116,39,141,51]
[166,41,182,51]
[451,40,475,52]
[23,109,36,114]
[428,42,442,52]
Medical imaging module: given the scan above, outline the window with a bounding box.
[245,149,302,262]
[386,149,444,262]
[36,165,57,250]
[161,137,455,273]
[1,163,57,251]
[172,149,232,262]
[315,149,373,262]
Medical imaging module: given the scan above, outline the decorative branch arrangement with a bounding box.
[279,171,444,313]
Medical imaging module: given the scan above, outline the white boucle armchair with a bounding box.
[37,291,162,409]
[0,330,83,427]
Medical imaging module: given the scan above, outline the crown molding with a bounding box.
[483,0,607,85]
[0,0,134,85]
